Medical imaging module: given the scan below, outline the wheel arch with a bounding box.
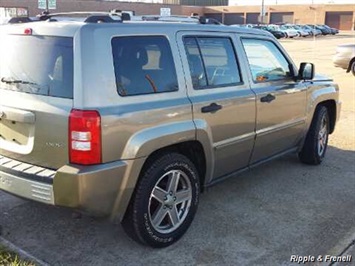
[141,141,207,192]
[112,140,208,222]
[317,100,337,134]
[307,83,340,135]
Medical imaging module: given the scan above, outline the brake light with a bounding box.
[24,28,32,35]
[69,109,102,165]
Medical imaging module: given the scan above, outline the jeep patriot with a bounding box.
[0,13,341,247]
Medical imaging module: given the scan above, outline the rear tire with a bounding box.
[122,153,200,248]
[299,106,329,165]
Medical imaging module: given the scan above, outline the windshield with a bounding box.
[0,35,73,98]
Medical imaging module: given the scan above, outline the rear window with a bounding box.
[112,36,178,96]
[0,35,73,98]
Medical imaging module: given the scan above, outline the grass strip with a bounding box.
[0,245,36,266]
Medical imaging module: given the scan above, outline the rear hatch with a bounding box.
[0,26,74,169]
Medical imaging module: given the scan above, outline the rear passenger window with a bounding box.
[184,37,241,90]
[112,36,178,96]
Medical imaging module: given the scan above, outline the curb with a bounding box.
[0,236,49,266]
[332,241,355,266]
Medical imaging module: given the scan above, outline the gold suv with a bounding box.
[0,12,341,247]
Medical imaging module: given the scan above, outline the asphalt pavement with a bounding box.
[0,32,354,266]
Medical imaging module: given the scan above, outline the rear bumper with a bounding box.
[0,156,55,204]
[0,155,141,217]
[0,169,54,204]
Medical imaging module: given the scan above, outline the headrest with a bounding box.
[130,46,148,66]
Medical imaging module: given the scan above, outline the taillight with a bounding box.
[24,28,32,35]
[69,109,102,165]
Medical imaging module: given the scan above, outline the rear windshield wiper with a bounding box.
[1,77,39,86]
[0,77,47,94]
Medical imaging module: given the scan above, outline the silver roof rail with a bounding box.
[136,15,222,25]
[37,11,131,23]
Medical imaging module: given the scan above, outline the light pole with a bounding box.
[261,0,265,24]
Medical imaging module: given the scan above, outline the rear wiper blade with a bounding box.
[1,77,39,86]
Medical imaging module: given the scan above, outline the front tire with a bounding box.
[299,106,330,165]
[122,153,200,248]
[350,60,355,76]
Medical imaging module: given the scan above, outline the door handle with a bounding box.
[260,94,276,103]
[201,103,223,113]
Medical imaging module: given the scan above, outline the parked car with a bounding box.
[285,24,310,37]
[333,44,355,76]
[0,16,33,25]
[321,24,339,35]
[253,25,286,39]
[301,25,322,36]
[0,12,341,248]
[309,24,331,35]
[240,23,255,28]
[270,24,299,38]
[229,24,243,27]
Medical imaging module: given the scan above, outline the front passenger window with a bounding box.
[241,39,291,82]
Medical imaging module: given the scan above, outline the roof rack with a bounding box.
[139,15,197,22]
[37,11,131,23]
[138,15,222,25]
[34,11,222,25]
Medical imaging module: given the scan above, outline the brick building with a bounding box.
[0,0,354,30]
[204,4,355,30]
[0,0,203,18]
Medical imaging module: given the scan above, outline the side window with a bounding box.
[241,39,291,82]
[184,37,241,90]
[184,38,207,88]
[112,36,178,96]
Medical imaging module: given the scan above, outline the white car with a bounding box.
[269,24,298,38]
[288,25,310,37]
[333,44,355,76]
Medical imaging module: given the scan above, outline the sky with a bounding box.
[228,0,355,5]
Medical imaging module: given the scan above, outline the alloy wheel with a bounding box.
[148,170,192,234]
[317,115,328,156]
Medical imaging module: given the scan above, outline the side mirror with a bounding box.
[298,62,314,80]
